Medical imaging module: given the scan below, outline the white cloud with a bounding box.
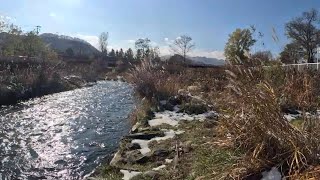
[128,40,135,44]
[159,46,172,56]
[73,34,100,50]
[150,41,158,47]
[190,50,225,60]
[164,38,169,42]
[49,12,57,17]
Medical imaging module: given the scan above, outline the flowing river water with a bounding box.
[0,81,135,180]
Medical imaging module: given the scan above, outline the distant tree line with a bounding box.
[224,9,320,65]
[98,33,162,66]
[0,19,57,60]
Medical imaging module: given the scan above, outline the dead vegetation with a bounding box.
[0,60,104,105]
[108,55,320,179]
[220,61,320,178]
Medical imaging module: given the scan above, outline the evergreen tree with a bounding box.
[119,48,124,58]
[115,50,119,58]
[109,49,116,57]
[125,48,134,61]
[135,49,143,61]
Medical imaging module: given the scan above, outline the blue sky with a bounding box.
[0,0,319,59]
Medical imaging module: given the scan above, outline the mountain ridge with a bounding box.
[161,55,225,66]
[39,33,100,56]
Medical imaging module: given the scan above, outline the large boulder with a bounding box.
[150,148,172,161]
[63,75,87,88]
[125,150,149,164]
[126,143,141,151]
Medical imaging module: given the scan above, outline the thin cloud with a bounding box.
[49,13,57,17]
[70,34,225,59]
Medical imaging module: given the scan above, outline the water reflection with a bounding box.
[0,81,134,179]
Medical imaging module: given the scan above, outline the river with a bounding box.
[0,81,134,180]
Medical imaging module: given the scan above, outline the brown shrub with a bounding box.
[128,59,185,101]
[129,58,227,104]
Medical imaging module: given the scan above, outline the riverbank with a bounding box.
[91,61,238,179]
[92,59,320,179]
[0,59,105,106]
[92,90,233,180]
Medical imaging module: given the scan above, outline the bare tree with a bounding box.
[99,32,109,56]
[170,35,195,63]
[286,9,320,63]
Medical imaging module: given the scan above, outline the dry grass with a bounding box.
[128,59,185,101]
[125,56,320,178]
[0,60,103,105]
[128,58,226,104]
[221,64,320,178]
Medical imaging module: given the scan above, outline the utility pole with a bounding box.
[35,25,41,35]
[317,46,319,70]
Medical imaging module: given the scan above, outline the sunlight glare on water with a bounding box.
[0,81,134,179]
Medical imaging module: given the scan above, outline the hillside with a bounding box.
[189,56,225,66]
[40,33,100,56]
[162,54,225,66]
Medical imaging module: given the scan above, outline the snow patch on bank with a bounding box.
[120,170,141,180]
[152,165,166,171]
[165,158,173,164]
[284,114,301,122]
[132,129,185,155]
[148,106,217,127]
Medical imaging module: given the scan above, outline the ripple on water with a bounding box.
[0,81,134,179]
